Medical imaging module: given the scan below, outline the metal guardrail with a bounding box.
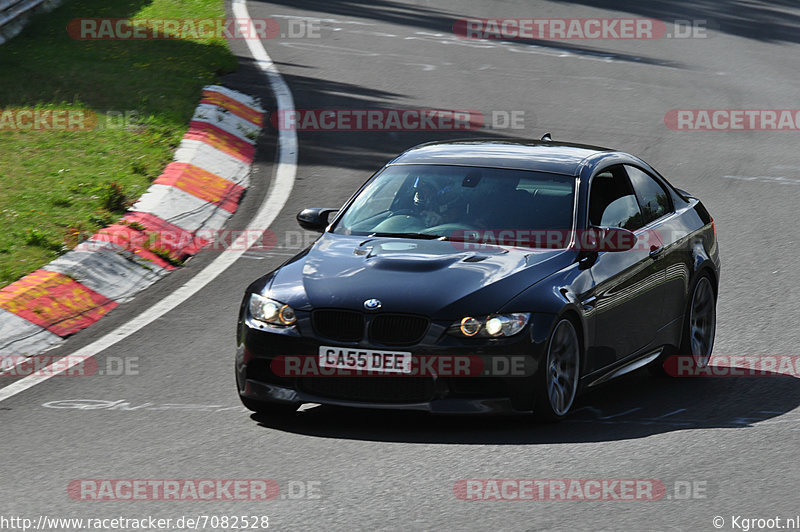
[0,0,60,45]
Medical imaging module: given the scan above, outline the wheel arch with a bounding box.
[539,304,588,382]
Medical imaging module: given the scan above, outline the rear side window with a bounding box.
[625,165,672,225]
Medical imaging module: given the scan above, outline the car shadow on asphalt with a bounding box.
[225,64,519,175]
[260,0,800,45]
[252,367,800,443]
[552,0,800,44]
[254,0,687,68]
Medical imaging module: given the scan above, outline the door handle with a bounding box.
[649,245,663,259]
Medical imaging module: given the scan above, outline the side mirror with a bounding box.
[296,208,338,232]
[576,227,637,252]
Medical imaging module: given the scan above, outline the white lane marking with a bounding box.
[0,0,297,403]
[40,399,250,412]
[268,14,375,26]
[280,25,649,67]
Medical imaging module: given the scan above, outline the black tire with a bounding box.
[648,272,716,377]
[240,396,297,415]
[681,273,717,366]
[534,317,582,422]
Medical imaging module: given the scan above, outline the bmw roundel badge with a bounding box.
[363,299,382,310]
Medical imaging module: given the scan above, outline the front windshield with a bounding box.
[332,164,575,247]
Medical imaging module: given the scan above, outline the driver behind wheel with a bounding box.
[407,178,441,226]
[411,179,470,228]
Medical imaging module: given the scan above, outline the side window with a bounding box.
[588,165,644,231]
[625,165,672,225]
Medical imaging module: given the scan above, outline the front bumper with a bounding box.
[235,311,555,414]
[243,378,519,414]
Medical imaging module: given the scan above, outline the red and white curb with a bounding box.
[0,85,264,358]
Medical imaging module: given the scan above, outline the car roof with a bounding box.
[388,139,616,176]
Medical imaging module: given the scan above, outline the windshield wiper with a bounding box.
[368,232,446,240]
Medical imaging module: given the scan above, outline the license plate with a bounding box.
[318,346,412,374]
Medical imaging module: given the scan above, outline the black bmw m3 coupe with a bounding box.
[235,138,719,420]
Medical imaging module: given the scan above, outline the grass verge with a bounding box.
[0,0,238,287]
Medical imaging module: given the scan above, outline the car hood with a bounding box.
[267,233,574,317]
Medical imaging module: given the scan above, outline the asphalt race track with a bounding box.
[2,1,799,530]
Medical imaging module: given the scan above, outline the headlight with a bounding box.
[249,293,296,327]
[448,313,530,338]
[459,317,481,337]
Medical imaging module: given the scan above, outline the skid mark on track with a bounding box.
[723,175,800,185]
